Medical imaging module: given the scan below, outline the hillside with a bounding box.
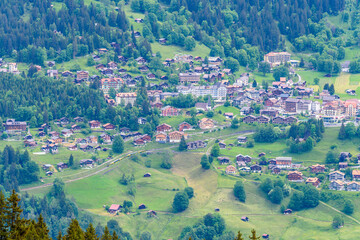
[4,0,360,239]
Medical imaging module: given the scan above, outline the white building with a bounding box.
[234,75,249,87]
[178,83,227,100]
[311,101,321,113]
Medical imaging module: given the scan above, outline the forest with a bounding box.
[0,74,106,121]
[0,0,349,67]
[0,0,153,64]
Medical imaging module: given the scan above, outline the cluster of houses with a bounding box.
[230,75,360,124]
[218,146,360,191]
[154,123,190,144]
[327,170,360,191]
[242,115,298,125]
[218,153,302,176]
[42,158,98,176]
[17,117,117,152]
[0,61,20,74]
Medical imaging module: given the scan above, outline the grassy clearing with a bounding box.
[65,156,186,211]
[298,70,337,86]
[151,42,211,60]
[344,46,360,61]
[334,74,358,93]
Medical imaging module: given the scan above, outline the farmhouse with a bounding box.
[237,136,247,143]
[309,164,325,173]
[187,140,207,150]
[61,129,73,137]
[250,164,262,173]
[199,118,215,129]
[276,157,292,168]
[68,144,78,151]
[4,119,27,132]
[133,135,151,146]
[218,157,230,165]
[219,142,226,149]
[306,177,320,188]
[257,115,270,124]
[161,106,180,116]
[330,180,345,191]
[236,154,252,163]
[287,171,303,182]
[57,162,68,169]
[100,133,112,144]
[226,165,237,174]
[103,123,116,130]
[76,71,89,81]
[80,159,94,166]
[353,170,360,181]
[168,131,187,143]
[89,120,101,129]
[347,181,360,191]
[156,123,172,132]
[178,122,193,131]
[242,115,257,124]
[329,171,345,181]
[108,204,121,214]
[155,133,167,143]
[272,167,281,174]
[272,116,285,124]
[224,112,234,119]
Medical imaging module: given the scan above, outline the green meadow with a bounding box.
[22,142,360,239]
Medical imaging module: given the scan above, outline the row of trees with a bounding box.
[338,122,360,140]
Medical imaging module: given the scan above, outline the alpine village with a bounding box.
[2,0,360,239]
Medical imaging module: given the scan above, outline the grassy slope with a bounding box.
[23,146,360,239]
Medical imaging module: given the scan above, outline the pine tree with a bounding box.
[35,214,50,239]
[329,84,335,95]
[85,223,99,240]
[101,226,112,240]
[252,80,257,88]
[66,219,85,240]
[7,190,28,239]
[249,229,260,240]
[57,231,63,240]
[179,136,188,151]
[338,123,346,140]
[112,231,119,240]
[23,220,40,240]
[68,154,74,167]
[0,191,8,239]
[235,231,244,240]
